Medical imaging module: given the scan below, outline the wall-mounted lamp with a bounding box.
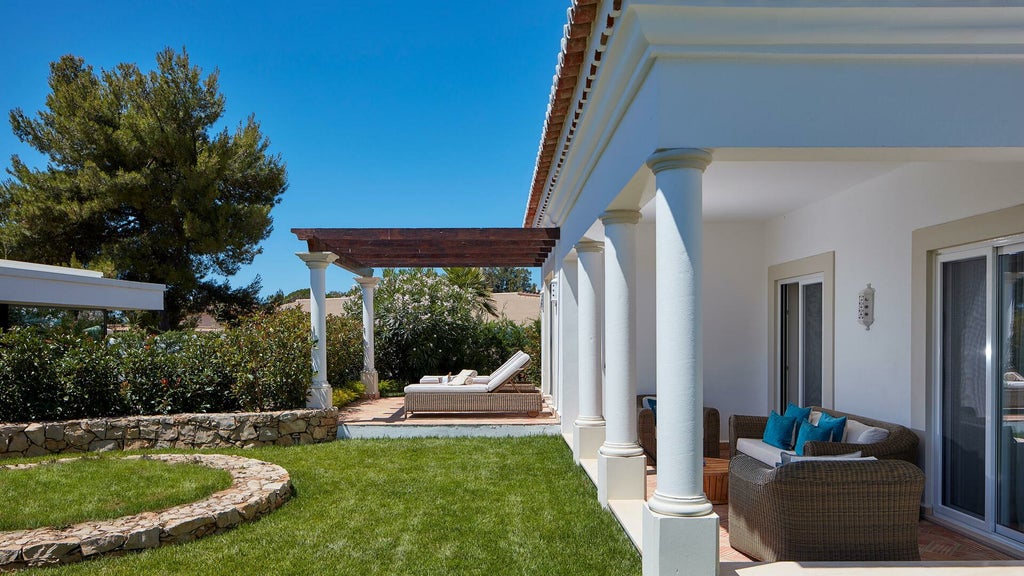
[858,283,875,330]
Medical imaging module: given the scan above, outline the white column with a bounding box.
[574,240,605,463]
[597,210,646,506]
[298,252,338,409]
[642,148,718,576]
[355,276,381,398]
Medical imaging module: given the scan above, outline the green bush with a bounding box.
[366,269,480,383]
[326,314,364,386]
[221,308,313,412]
[332,380,365,408]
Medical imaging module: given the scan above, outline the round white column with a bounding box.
[575,240,605,427]
[599,210,644,458]
[355,276,381,398]
[297,252,338,409]
[646,148,713,517]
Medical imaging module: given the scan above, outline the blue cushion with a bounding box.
[648,398,657,421]
[817,412,848,442]
[794,420,833,455]
[763,411,798,450]
[784,402,811,422]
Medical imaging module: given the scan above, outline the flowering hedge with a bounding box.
[0,308,330,423]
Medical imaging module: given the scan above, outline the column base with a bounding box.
[361,370,379,399]
[642,504,719,576]
[307,382,332,409]
[572,421,605,463]
[597,452,646,506]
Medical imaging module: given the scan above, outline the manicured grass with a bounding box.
[0,456,232,531]
[20,437,641,575]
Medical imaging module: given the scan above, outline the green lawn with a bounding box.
[17,437,641,575]
[0,457,231,531]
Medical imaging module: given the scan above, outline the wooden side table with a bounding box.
[703,457,730,504]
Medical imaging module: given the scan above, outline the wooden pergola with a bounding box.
[291,227,559,405]
[291,227,560,275]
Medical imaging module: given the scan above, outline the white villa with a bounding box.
[526,0,1024,574]
[294,1,1024,574]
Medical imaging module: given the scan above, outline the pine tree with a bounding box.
[1,48,287,328]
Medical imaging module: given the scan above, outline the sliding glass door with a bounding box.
[936,241,1024,544]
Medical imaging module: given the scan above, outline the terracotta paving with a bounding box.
[644,467,1019,563]
[337,396,558,426]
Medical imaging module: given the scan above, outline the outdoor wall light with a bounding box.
[858,283,875,330]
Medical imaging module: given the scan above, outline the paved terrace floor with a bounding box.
[338,399,1021,570]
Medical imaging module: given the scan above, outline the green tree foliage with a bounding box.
[443,267,497,316]
[481,267,538,293]
[1,48,287,329]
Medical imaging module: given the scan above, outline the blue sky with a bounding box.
[0,0,565,296]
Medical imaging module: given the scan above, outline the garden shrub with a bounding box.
[221,308,313,412]
[116,331,235,415]
[0,328,71,421]
[363,269,480,383]
[332,379,365,408]
[326,314,364,386]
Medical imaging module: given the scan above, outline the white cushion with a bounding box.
[841,419,890,444]
[737,438,794,468]
[853,425,890,444]
[448,369,477,386]
[484,352,530,392]
[403,383,489,394]
[641,396,656,411]
[808,410,822,426]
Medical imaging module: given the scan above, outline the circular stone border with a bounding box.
[0,454,292,571]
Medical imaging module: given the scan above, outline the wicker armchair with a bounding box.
[728,406,919,464]
[728,452,924,562]
[638,406,720,466]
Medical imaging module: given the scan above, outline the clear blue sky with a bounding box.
[0,0,565,296]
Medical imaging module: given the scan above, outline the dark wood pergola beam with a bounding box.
[293,227,559,274]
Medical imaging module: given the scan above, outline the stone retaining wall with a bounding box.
[0,453,292,571]
[0,408,338,459]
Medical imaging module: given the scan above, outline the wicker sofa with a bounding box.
[638,406,721,465]
[727,407,924,562]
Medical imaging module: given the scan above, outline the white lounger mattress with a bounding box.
[403,383,491,394]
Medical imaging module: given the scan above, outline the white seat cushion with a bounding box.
[403,383,490,394]
[843,419,890,444]
[737,438,794,468]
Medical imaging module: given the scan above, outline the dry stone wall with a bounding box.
[0,408,338,459]
[0,453,292,571]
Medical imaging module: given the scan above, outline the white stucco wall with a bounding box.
[763,163,1024,426]
[636,220,657,397]
[702,221,769,441]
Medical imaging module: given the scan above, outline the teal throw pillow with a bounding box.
[648,398,657,420]
[784,402,811,422]
[817,412,848,442]
[763,411,798,450]
[794,420,833,455]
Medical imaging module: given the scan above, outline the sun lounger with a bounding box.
[404,351,540,416]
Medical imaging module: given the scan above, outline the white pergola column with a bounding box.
[597,210,646,506]
[298,252,338,409]
[355,276,381,398]
[574,240,605,463]
[642,148,719,576]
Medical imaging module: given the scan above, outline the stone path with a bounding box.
[0,453,292,571]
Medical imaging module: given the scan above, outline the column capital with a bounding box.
[575,240,604,253]
[297,252,338,269]
[600,209,641,226]
[354,276,381,289]
[646,148,712,174]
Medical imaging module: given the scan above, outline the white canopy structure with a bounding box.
[0,259,165,311]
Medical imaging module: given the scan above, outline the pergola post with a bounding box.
[355,275,381,398]
[298,251,338,409]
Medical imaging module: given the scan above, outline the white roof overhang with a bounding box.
[0,259,165,310]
